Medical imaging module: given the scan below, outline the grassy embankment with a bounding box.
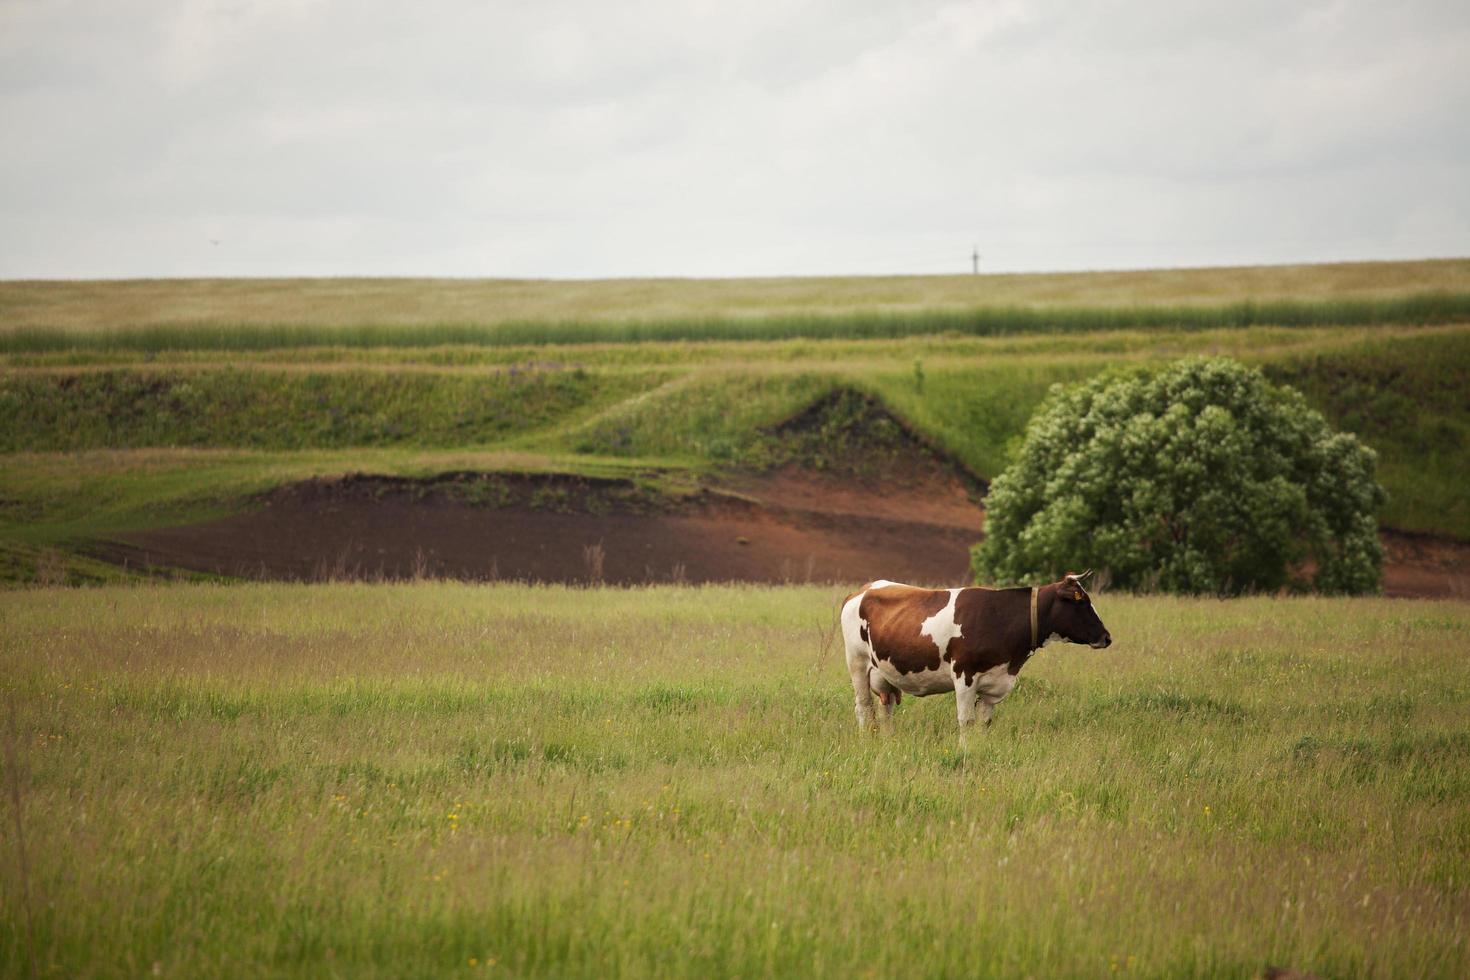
[3,260,1468,583]
[2,584,1467,977]
[3,326,1467,584]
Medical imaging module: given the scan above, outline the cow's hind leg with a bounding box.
[975,699,996,727]
[847,647,875,730]
[841,594,877,731]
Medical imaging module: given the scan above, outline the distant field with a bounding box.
[3,261,1467,586]
[2,584,1466,977]
[2,259,1469,350]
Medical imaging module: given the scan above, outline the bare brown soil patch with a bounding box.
[1381,529,1470,599]
[102,385,1000,587]
[103,468,987,587]
[100,471,1467,597]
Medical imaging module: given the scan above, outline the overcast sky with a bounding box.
[2,0,1468,279]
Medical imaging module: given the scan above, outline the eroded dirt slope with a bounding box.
[96,388,1467,595]
[100,467,1467,595]
[103,468,985,586]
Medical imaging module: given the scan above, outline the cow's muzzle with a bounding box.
[1091,632,1113,649]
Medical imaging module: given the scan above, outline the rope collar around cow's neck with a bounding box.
[1030,586,1039,651]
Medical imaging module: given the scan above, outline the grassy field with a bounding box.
[2,583,1467,977]
[5,259,1469,330]
[4,264,1467,974]
[3,261,1469,351]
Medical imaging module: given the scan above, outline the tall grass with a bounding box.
[4,259,1468,333]
[1,583,1467,977]
[3,293,1470,353]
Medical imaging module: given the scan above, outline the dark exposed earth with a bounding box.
[97,466,1469,597]
[101,467,983,587]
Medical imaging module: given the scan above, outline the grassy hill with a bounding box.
[2,260,1468,585]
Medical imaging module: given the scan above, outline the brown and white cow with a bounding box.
[841,573,1112,729]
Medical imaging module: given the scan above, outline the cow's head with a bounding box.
[1050,571,1112,649]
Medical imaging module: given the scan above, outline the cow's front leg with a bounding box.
[954,672,981,727]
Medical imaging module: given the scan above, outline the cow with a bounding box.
[841,572,1112,729]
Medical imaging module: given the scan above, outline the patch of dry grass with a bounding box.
[1,584,1466,977]
[3,259,1468,332]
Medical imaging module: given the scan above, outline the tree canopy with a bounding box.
[971,357,1384,595]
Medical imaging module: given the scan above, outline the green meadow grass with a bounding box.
[1,584,1467,977]
[1263,333,1470,539]
[0,366,664,453]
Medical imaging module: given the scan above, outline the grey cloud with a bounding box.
[1,0,1466,278]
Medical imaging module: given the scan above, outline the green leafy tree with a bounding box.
[971,357,1385,595]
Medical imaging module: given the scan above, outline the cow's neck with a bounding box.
[1032,584,1058,651]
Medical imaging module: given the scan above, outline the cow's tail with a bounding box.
[814,590,854,673]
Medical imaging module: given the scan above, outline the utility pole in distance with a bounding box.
[971,245,980,274]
